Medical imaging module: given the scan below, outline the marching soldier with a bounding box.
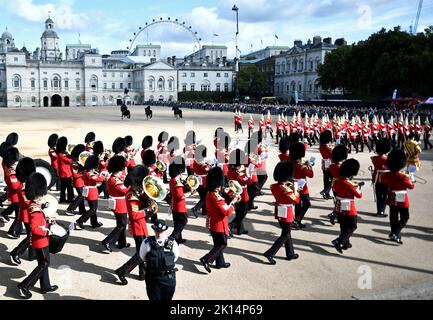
[319,130,333,200]
[278,135,291,161]
[255,131,269,195]
[423,118,432,150]
[184,130,196,177]
[125,136,137,169]
[18,173,58,299]
[245,140,260,211]
[248,115,255,139]
[56,137,75,204]
[141,135,154,160]
[102,156,130,252]
[191,145,210,217]
[93,141,109,199]
[328,144,348,225]
[263,161,300,264]
[200,167,237,273]
[382,149,415,244]
[139,219,179,301]
[404,132,422,182]
[115,165,152,285]
[371,138,391,217]
[84,132,96,153]
[47,134,59,191]
[66,144,87,216]
[332,159,364,254]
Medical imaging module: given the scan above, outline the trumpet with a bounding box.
[67,144,76,155]
[237,165,251,179]
[78,151,92,167]
[142,176,168,202]
[155,160,167,172]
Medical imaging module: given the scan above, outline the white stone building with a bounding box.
[274,36,346,102]
[0,18,233,108]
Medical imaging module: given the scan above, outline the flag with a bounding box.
[251,43,253,48]
[237,48,242,54]
[275,34,279,39]
[213,34,219,37]
[261,39,263,46]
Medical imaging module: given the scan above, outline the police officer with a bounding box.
[139,219,179,301]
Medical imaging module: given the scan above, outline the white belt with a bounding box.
[242,186,247,189]
[109,196,125,200]
[277,204,294,218]
[336,197,354,211]
[85,186,97,189]
[392,190,407,202]
[278,204,294,208]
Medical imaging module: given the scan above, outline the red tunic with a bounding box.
[83,170,105,201]
[270,183,300,223]
[126,191,148,237]
[18,187,31,223]
[257,144,268,173]
[382,172,414,208]
[227,169,252,203]
[333,179,362,216]
[57,153,73,179]
[107,173,130,213]
[193,161,210,188]
[48,148,58,171]
[71,161,85,188]
[292,162,314,195]
[320,145,333,171]
[279,153,290,161]
[5,166,21,203]
[329,163,341,180]
[170,177,187,213]
[371,155,388,184]
[206,191,234,235]
[28,203,49,249]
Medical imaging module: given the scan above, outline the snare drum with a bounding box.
[49,224,69,254]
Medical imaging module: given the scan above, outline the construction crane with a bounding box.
[412,0,423,35]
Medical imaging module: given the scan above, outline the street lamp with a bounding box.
[232,5,240,100]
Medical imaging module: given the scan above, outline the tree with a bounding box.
[318,45,352,95]
[238,64,267,97]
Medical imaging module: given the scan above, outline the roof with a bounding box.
[123,56,153,64]
[45,18,54,24]
[1,30,13,40]
[42,30,59,38]
[66,43,91,48]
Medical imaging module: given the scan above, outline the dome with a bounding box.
[42,30,59,38]
[1,30,13,40]
[45,18,54,24]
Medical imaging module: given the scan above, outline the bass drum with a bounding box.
[34,159,56,190]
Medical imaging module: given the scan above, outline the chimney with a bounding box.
[167,57,172,65]
[313,36,322,45]
[222,56,227,65]
[151,58,156,63]
[205,55,210,63]
[294,40,303,47]
[323,37,332,44]
[334,38,347,46]
[216,57,221,65]
[172,55,176,66]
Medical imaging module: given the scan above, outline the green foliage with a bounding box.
[178,91,235,103]
[238,64,267,97]
[318,26,433,99]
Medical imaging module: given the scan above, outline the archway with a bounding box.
[51,94,62,107]
[64,96,70,107]
[43,96,49,107]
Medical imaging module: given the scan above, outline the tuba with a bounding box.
[155,160,167,172]
[224,180,243,204]
[185,175,200,191]
[78,151,92,167]
[67,144,76,155]
[142,176,168,202]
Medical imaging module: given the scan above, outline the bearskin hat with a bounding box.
[142,136,153,149]
[16,157,36,183]
[375,138,391,156]
[158,131,169,143]
[184,131,196,146]
[290,132,300,143]
[93,141,104,157]
[84,155,100,171]
[85,132,96,144]
[289,142,306,161]
[320,130,333,145]
[206,166,224,192]
[273,161,294,183]
[125,135,133,147]
[71,144,86,160]
[339,159,360,178]
[124,165,149,188]
[169,156,186,178]
[25,173,47,201]
[167,136,180,153]
[387,149,407,173]
[142,149,156,167]
[56,136,68,154]
[112,137,126,154]
[279,136,291,154]
[0,141,11,158]
[48,134,59,149]
[332,145,348,164]
[6,132,18,146]
[195,145,207,162]
[108,156,126,174]
[3,147,20,167]
[229,149,246,167]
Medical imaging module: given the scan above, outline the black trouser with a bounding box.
[20,247,51,290]
[231,201,248,234]
[322,170,332,195]
[116,235,145,278]
[68,187,86,215]
[360,139,372,152]
[103,213,127,248]
[389,206,409,237]
[77,200,100,227]
[264,221,295,258]
[248,128,253,139]
[257,174,268,192]
[186,167,194,177]
[11,223,36,259]
[60,177,74,202]
[276,130,281,144]
[337,214,357,247]
[145,273,176,301]
[2,202,19,218]
[424,134,433,150]
[201,231,227,267]
[375,183,388,215]
[97,181,109,199]
[348,139,359,153]
[295,194,311,223]
[170,212,187,242]
[192,186,207,215]
[7,203,22,237]
[247,182,259,209]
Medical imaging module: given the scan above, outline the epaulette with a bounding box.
[28,203,41,214]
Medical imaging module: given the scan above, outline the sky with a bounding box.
[0,0,432,58]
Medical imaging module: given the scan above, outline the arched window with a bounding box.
[168,78,174,91]
[286,61,291,73]
[299,60,303,72]
[298,82,302,92]
[291,81,296,92]
[52,75,61,89]
[308,81,313,92]
[314,80,320,93]
[201,80,210,92]
[309,59,314,71]
[158,77,165,91]
[90,75,98,90]
[293,60,297,72]
[12,75,21,90]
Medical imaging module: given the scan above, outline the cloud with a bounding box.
[5,0,89,30]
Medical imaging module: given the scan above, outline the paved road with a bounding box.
[0,106,432,300]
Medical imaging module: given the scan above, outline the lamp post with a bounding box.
[232,5,240,100]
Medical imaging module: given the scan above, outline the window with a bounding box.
[12,75,21,90]
[120,83,124,89]
[191,72,195,78]
[201,83,210,92]
[76,79,80,90]
[31,79,35,90]
[182,72,187,77]
[216,83,221,92]
[168,79,174,91]
[31,96,36,103]
[103,72,107,78]
[52,76,61,89]
[112,72,115,78]
[120,73,124,78]
[44,80,48,90]
[153,50,156,57]
[103,83,107,89]
[298,83,302,92]
[128,83,131,89]
[14,57,18,62]
[65,72,68,75]
[291,82,296,92]
[224,83,229,92]
[91,59,96,63]
[190,84,195,92]
[299,61,303,72]
[158,78,164,91]
[112,83,115,89]
[217,73,221,78]
[148,79,154,91]
[224,73,229,78]
[90,76,98,90]
[65,80,69,90]
[76,72,80,75]
[0,82,2,89]
[31,72,35,75]
[182,84,187,92]
[204,73,208,78]
[310,60,314,71]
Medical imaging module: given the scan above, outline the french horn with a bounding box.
[186,175,200,191]
[155,160,167,172]
[224,180,243,204]
[78,151,92,167]
[142,176,168,202]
